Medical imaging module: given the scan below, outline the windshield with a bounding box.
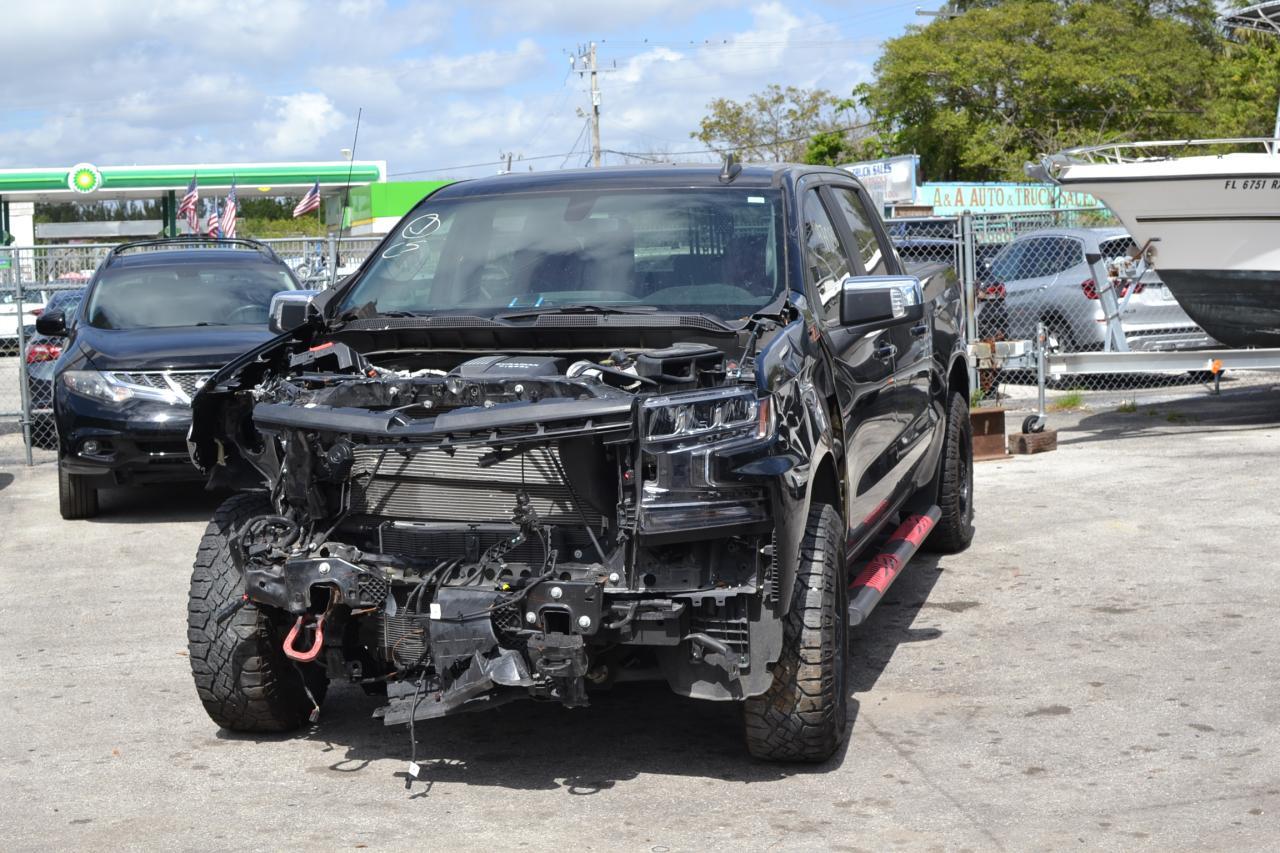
[86,260,296,330]
[340,187,786,322]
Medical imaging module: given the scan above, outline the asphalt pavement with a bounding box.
[1,389,1278,851]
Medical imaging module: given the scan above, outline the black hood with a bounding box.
[78,325,276,371]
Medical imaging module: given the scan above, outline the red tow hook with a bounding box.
[283,614,326,663]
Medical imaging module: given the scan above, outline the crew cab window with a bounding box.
[801,190,852,323]
[828,187,890,276]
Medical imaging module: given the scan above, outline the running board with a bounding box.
[847,506,941,627]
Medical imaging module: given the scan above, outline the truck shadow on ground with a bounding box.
[219,551,949,793]
[88,483,227,524]
[1059,386,1280,447]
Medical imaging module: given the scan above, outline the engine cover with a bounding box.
[450,355,567,378]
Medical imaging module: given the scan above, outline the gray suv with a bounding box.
[986,227,1210,351]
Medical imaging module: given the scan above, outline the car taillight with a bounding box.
[31,308,43,317]
[1081,279,1099,300]
[26,342,61,364]
[979,282,1005,300]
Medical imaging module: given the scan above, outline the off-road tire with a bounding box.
[188,492,326,732]
[743,503,848,762]
[925,391,975,553]
[58,461,98,519]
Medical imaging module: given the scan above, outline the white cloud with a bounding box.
[481,0,736,33]
[0,1,882,177]
[256,93,346,157]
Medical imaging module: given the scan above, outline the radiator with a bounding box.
[350,445,600,526]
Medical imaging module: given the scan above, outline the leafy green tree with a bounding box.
[853,0,1242,181]
[692,84,858,162]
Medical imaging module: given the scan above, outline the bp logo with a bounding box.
[67,163,102,194]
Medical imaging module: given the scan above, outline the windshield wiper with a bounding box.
[194,322,230,326]
[494,303,660,321]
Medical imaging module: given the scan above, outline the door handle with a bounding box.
[910,323,928,337]
[873,343,896,360]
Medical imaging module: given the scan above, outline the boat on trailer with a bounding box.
[1037,3,1280,349]
[1041,138,1280,348]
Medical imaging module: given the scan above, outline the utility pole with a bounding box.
[570,43,606,167]
[588,42,601,167]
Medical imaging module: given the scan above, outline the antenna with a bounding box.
[337,107,363,286]
[719,152,742,183]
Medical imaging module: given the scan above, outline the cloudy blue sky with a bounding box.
[0,0,924,178]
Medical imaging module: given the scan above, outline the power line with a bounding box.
[389,151,579,177]
[388,121,877,178]
[561,118,592,168]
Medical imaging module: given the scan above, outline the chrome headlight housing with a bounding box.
[638,387,773,537]
[642,387,771,448]
[62,370,183,406]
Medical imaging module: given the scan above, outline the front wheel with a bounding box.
[58,460,99,519]
[743,503,848,762]
[925,391,975,553]
[187,493,326,732]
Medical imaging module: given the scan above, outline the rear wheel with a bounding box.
[57,460,99,519]
[925,392,975,553]
[187,493,326,732]
[743,503,848,762]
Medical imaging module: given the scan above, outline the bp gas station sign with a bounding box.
[67,163,103,194]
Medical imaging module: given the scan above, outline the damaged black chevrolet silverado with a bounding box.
[186,163,974,763]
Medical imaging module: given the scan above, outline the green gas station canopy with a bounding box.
[0,160,385,202]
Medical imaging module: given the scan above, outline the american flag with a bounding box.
[177,177,200,233]
[206,203,220,238]
[220,183,238,238]
[293,180,321,218]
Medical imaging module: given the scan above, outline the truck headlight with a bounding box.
[638,387,773,537]
[643,387,771,447]
[62,370,182,406]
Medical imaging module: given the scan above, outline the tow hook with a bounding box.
[283,614,326,663]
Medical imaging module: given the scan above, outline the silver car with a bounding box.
[986,227,1211,352]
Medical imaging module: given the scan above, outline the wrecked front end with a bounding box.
[190,326,813,727]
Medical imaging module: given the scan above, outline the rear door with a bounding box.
[799,185,900,548]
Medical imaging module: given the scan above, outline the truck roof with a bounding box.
[432,163,852,197]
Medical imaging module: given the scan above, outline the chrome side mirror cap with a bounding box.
[268,290,321,334]
[840,275,924,327]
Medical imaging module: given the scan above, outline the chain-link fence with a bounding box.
[0,235,386,466]
[260,236,382,288]
[5,216,1279,465]
[1,245,116,464]
[886,209,1280,413]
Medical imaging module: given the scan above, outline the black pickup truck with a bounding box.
[186,163,974,763]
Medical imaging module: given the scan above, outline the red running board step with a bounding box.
[847,505,941,627]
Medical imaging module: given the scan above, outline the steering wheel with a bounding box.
[225,304,263,324]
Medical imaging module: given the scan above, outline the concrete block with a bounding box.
[1008,430,1058,455]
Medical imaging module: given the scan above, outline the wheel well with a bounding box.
[809,453,842,518]
[947,356,969,404]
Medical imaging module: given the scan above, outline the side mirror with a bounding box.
[839,275,924,327]
[35,310,67,337]
[269,290,321,334]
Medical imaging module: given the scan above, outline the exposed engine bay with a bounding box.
[195,328,801,727]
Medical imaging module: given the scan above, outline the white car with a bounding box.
[986,228,1212,352]
[0,289,49,353]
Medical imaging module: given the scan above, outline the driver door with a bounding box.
[800,186,900,553]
